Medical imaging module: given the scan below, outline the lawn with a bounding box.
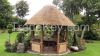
[0,32,100,56]
[65,41,100,56]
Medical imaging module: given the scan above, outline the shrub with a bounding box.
[16,31,30,52]
[11,31,27,52]
[7,24,13,41]
[7,24,13,29]
[24,38,30,51]
[8,29,13,34]
[16,32,25,43]
[96,32,100,40]
[24,33,31,51]
[67,31,74,48]
[67,31,86,51]
[5,41,12,52]
[84,30,98,40]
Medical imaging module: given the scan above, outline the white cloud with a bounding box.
[8,0,53,19]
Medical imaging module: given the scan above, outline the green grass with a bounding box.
[64,41,100,56]
[0,32,100,56]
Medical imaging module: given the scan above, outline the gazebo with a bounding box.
[25,5,75,54]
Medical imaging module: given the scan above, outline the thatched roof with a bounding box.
[25,5,75,26]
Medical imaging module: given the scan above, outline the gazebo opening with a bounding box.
[43,39,57,53]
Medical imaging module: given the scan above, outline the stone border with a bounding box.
[27,50,70,56]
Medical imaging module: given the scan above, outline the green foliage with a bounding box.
[82,15,97,26]
[15,0,29,19]
[16,32,25,43]
[34,25,42,37]
[5,31,30,52]
[34,25,53,38]
[53,0,61,6]
[44,26,53,38]
[60,0,82,19]
[17,19,26,25]
[8,29,13,34]
[73,14,82,24]
[67,27,86,51]
[96,32,100,40]
[0,0,13,28]
[7,24,13,42]
[72,32,85,51]
[7,24,13,29]
[11,16,26,25]
[60,0,100,40]
[84,22,100,40]
[84,30,98,40]
[5,41,12,52]
[72,32,80,46]
[1,32,37,56]
[60,0,100,22]
[67,31,74,47]
[24,32,31,51]
[7,24,13,34]
[11,42,18,52]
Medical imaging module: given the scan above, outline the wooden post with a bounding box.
[57,29,60,53]
[40,25,44,53]
[64,31,66,41]
[30,25,35,50]
[30,25,35,40]
[64,27,67,42]
[65,27,68,51]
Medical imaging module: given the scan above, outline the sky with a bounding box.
[8,0,85,20]
[8,0,53,19]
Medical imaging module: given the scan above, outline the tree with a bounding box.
[82,15,97,29]
[59,0,100,38]
[15,0,29,19]
[60,0,100,22]
[0,0,13,28]
[53,0,61,7]
[60,0,82,19]
[11,16,26,26]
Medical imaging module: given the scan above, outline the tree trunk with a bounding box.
[80,27,86,39]
[8,34,10,42]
